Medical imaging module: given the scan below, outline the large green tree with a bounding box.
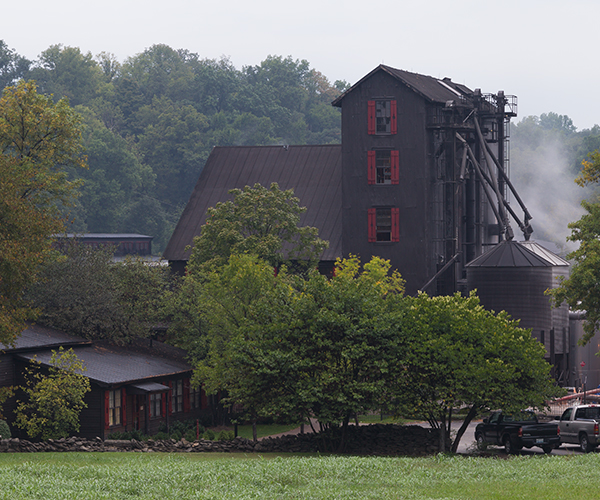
[0,80,85,344]
[187,182,328,273]
[28,243,172,343]
[389,292,562,452]
[193,254,404,445]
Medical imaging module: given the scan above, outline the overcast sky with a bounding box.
[3,0,597,129]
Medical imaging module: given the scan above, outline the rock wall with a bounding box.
[0,424,439,456]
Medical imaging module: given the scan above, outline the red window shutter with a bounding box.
[392,208,400,242]
[368,100,376,135]
[391,150,399,184]
[168,381,173,414]
[104,391,110,429]
[367,151,376,185]
[121,387,127,427]
[161,392,166,417]
[390,100,397,134]
[368,208,376,242]
[183,379,191,413]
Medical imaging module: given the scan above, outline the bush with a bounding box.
[202,429,215,441]
[217,430,235,441]
[0,420,11,439]
[184,429,197,442]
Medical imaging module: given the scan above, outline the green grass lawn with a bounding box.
[1,452,599,499]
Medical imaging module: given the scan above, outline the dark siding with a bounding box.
[340,70,431,294]
[79,387,104,439]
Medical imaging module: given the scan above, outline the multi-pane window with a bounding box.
[108,389,122,426]
[150,393,162,418]
[368,208,400,242]
[376,100,391,133]
[376,150,391,184]
[172,379,184,413]
[190,386,201,409]
[376,208,392,241]
[368,100,397,135]
[368,150,399,185]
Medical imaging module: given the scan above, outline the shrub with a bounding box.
[217,430,235,441]
[184,429,197,442]
[0,420,11,439]
[202,429,215,440]
[14,348,91,440]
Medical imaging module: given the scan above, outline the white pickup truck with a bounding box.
[558,404,600,453]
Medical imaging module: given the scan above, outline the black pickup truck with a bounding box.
[475,410,560,454]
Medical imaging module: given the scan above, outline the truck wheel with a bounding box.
[542,445,553,454]
[476,434,485,451]
[580,433,592,453]
[504,436,517,455]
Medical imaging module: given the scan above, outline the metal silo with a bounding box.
[466,239,570,382]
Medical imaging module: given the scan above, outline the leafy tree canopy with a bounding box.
[0,80,85,344]
[27,243,172,343]
[187,182,328,273]
[390,292,562,452]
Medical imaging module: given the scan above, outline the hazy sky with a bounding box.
[3,0,598,129]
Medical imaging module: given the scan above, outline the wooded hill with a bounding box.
[2,40,599,253]
[0,41,347,251]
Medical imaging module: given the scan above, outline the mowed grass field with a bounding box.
[1,452,599,499]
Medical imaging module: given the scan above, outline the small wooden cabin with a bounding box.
[1,324,206,439]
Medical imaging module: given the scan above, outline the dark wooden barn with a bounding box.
[1,324,207,439]
[164,64,529,296]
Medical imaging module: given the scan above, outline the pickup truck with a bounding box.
[475,410,560,454]
[558,404,600,453]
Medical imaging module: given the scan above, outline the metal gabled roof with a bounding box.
[465,240,556,268]
[163,144,342,263]
[1,324,90,352]
[332,64,473,107]
[16,342,192,386]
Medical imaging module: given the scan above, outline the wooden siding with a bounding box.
[340,69,432,294]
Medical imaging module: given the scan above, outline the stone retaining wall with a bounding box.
[0,424,439,456]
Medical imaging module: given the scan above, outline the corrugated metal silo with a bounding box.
[466,239,570,381]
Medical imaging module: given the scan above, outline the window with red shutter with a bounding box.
[368,100,376,134]
[369,208,400,242]
[183,379,191,413]
[369,100,398,135]
[121,388,127,428]
[368,208,376,242]
[391,150,399,184]
[104,391,110,429]
[392,208,400,242]
[367,151,376,184]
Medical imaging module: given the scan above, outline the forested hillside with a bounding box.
[2,40,599,254]
[0,41,347,251]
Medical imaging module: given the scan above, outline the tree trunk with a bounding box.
[252,418,257,442]
[337,413,351,453]
[450,405,479,453]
